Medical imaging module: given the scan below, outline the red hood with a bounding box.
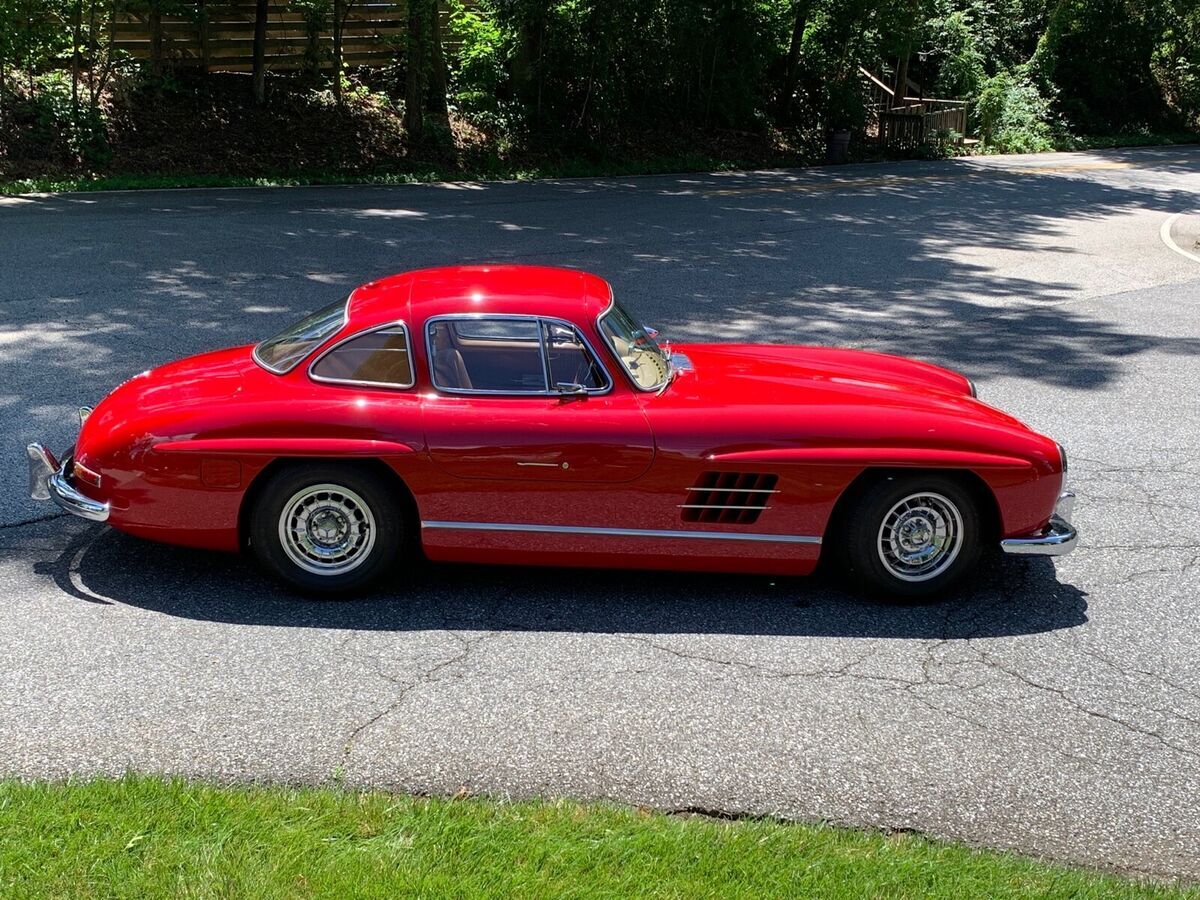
[653,343,1050,463]
[674,343,977,402]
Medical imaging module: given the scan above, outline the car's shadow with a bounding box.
[40,526,1088,639]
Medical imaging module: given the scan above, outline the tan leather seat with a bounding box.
[430,325,473,389]
[434,347,473,389]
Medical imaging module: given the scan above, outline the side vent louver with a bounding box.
[680,471,780,524]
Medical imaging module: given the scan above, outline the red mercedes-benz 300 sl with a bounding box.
[27,265,1076,599]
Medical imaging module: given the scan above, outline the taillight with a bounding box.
[73,458,102,488]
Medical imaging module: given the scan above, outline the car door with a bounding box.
[420,315,655,484]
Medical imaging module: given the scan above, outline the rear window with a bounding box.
[310,324,414,388]
[253,301,346,374]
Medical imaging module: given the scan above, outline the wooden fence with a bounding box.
[114,1,420,72]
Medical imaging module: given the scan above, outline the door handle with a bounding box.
[517,461,570,469]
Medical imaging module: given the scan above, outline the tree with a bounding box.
[779,0,812,117]
[427,0,450,130]
[404,0,428,139]
[252,0,268,103]
[404,0,450,141]
[331,0,355,104]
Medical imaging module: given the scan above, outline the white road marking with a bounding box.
[1160,212,1200,265]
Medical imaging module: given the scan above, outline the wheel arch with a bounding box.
[238,457,420,550]
[823,466,1002,550]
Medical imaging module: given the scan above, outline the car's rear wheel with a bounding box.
[840,474,981,601]
[249,463,403,596]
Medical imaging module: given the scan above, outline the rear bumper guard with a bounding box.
[26,443,110,523]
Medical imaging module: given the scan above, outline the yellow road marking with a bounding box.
[702,160,1138,196]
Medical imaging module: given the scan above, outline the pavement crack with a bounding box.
[1078,645,1200,707]
[341,631,486,758]
[982,652,1200,761]
[0,512,69,530]
[620,635,900,684]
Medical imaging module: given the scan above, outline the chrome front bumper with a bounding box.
[26,443,110,522]
[1000,491,1076,556]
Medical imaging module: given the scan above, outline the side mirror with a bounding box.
[555,382,588,398]
[644,327,660,338]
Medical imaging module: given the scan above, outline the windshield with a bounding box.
[598,300,671,391]
[253,300,347,373]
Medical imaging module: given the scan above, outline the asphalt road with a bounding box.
[3,147,1200,880]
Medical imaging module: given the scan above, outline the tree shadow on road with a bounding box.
[36,524,1087,640]
[4,147,1199,458]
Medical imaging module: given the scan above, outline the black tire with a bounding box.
[248,463,404,596]
[840,474,982,602]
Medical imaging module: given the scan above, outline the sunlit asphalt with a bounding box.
[2,146,1199,878]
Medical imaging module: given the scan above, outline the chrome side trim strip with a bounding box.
[422,520,821,544]
[685,486,779,494]
[677,504,773,510]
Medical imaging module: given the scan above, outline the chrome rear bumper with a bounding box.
[1000,491,1076,556]
[26,443,110,522]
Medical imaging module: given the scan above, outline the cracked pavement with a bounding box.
[2,146,1200,879]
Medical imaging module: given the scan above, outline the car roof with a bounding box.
[346,265,614,330]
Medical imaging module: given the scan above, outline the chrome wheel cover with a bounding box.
[877,491,964,583]
[278,483,376,576]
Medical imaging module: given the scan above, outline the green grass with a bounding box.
[4,134,1196,195]
[1054,131,1200,151]
[0,153,763,196]
[0,776,1193,899]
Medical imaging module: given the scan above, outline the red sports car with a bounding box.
[27,265,1076,600]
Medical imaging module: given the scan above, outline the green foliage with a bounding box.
[3,0,1200,179]
[446,0,508,123]
[1,71,110,170]
[1029,0,1176,132]
[928,10,986,100]
[29,70,108,162]
[0,0,70,89]
[976,69,1056,152]
[464,0,791,137]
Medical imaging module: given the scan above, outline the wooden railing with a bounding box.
[924,104,967,136]
[859,66,968,149]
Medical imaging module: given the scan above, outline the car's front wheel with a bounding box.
[841,474,981,601]
[249,463,404,596]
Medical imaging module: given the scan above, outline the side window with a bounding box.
[427,317,611,395]
[428,319,546,392]
[310,325,414,388]
[543,321,607,390]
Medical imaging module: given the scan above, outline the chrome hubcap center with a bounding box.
[896,515,934,553]
[309,507,349,547]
